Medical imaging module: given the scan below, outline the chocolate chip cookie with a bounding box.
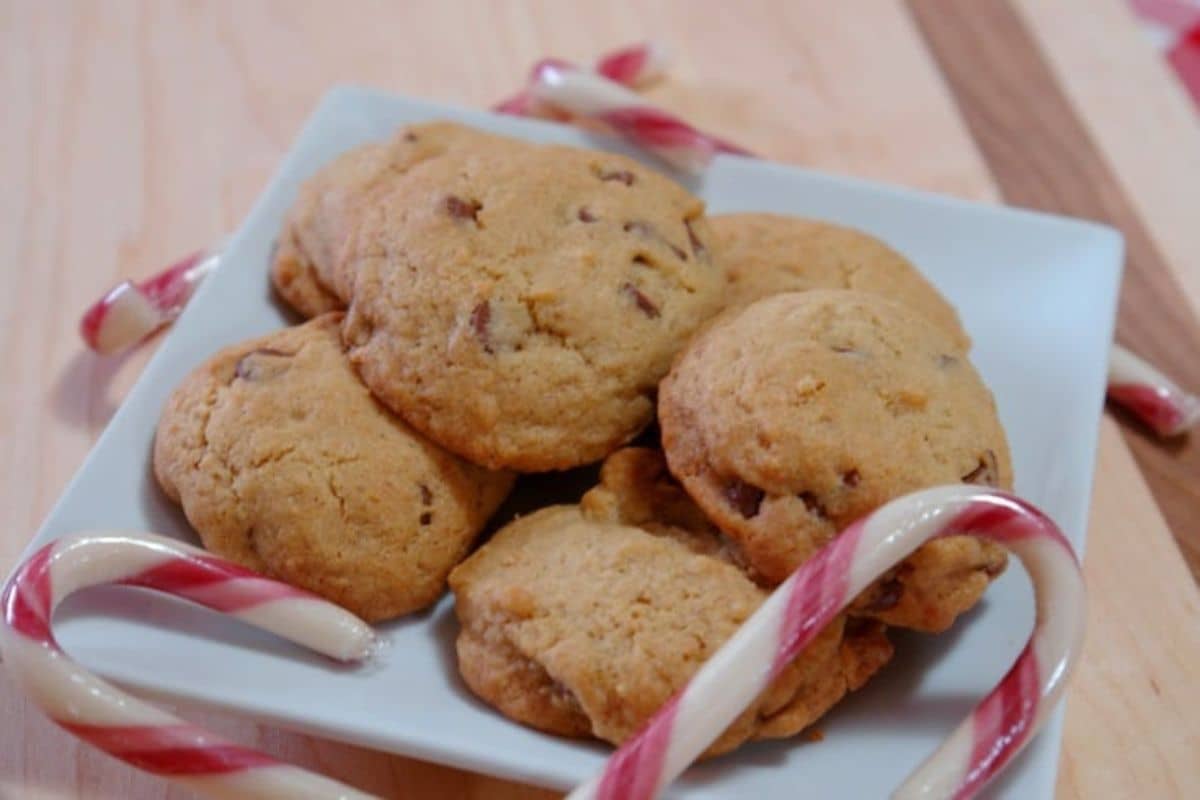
[710,213,969,349]
[448,448,892,754]
[659,290,1010,631]
[342,139,724,471]
[153,314,515,621]
[271,121,502,317]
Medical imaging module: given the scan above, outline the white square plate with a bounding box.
[13,88,1122,798]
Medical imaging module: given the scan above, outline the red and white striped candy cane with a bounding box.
[568,485,1086,800]
[493,41,670,118]
[593,41,671,89]
[1107,343,1200,437]
[79,244,222,355]
[529,63,753,172]
[0,532,378,800]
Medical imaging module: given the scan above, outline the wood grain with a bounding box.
[1016,0,1200,315]
[2,1,1198,798]
[909,0,1200,575]
[1054,422,1200,799]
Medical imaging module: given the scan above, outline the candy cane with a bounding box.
[493,42,670,118]
[593,41,671,89]
[79,244,222,355]
[568,485,1085,800]
[529,63,753,172]
[0,532,378,800]
[1107,343,1200,437]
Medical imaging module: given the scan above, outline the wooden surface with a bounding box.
[2,1,1198,797]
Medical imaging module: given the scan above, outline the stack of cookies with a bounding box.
[153,121,1012,756]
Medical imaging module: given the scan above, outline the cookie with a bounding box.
[659,290,1011,632]
[342,139,725,471]
[581,449,1004,635]
[710,213,969,349]
[580,446,760,578]
[153,314,515,622]
[448,449,892,755]
[271,122,501,317]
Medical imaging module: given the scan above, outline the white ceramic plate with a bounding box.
[11,88,1122,798]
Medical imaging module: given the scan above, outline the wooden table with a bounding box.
[3,1,1198,797]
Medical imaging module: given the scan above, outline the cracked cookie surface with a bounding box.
[659,290,1011,631]
[271,121,503,317]
[710,213,970,349]
[341,139,724,471]
[152,314,515,621]
[448,448,892,755]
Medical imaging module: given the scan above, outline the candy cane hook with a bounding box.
[1,532,378,800]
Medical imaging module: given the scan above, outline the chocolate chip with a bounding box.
[403,131,418,142]
[444,195,482,224]
[798,491,829,519]
[470,301,493,353]
[234,348,292,381]
[684,218,707,260]
[938,353,959,368]
[419,483,433,505]
[724,478,764,518]
[831,344,863,356]
[578,207,597,223]
[962,450,999,487]
[622,282,661,318]
[868,578,904,611]
[842,469,861,487]
[598,169,635,185]
[419,512,433,525]
[844,616,874,637]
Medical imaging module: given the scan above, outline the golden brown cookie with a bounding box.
[448,449,893,754]
[153,314,515,622]
[342,139,725,471]
[271,122,501,317]
[659,290,1010,632]
[710,213,969,349]
[580,446,760,577]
